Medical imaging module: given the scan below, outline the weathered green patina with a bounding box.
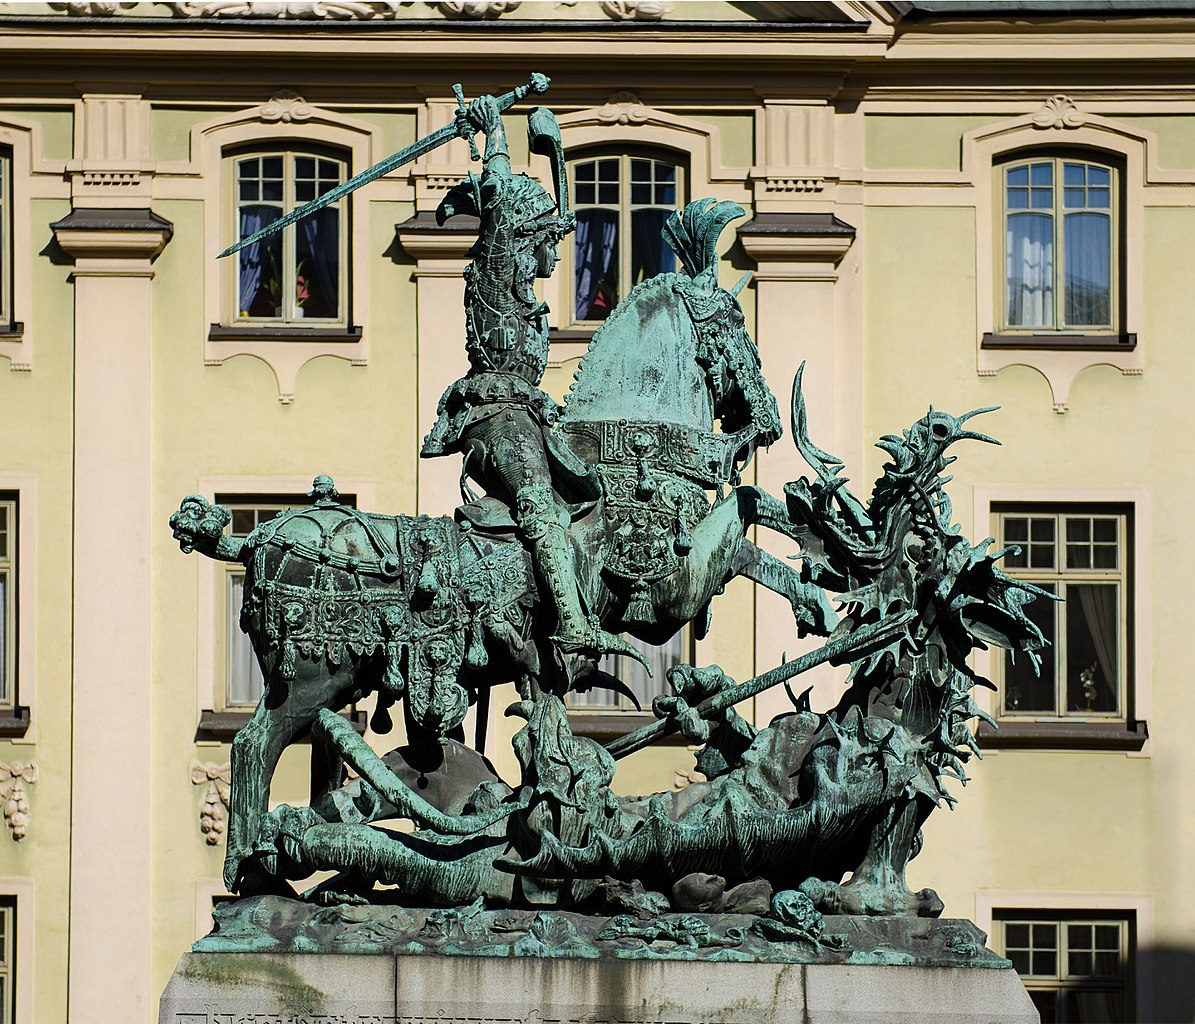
[170,76,1050,960]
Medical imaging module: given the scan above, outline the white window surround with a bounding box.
[192,475,375,737]
[974,890,1153,1024]
[970,483,1151,756]
[191,97,380,404]
[0,878,35,1024]
[963,97,1152,413]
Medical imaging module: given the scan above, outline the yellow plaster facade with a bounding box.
[0,2,1191,1021]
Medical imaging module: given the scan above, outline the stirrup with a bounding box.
[551,627,651,674]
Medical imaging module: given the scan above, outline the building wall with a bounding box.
[0,3,1191,1021]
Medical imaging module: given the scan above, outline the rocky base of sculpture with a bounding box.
[193,895,1007,968]
[160,949,1038,1024]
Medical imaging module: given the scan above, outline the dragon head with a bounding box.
[875,406,999,480]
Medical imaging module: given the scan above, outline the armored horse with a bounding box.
[170,200,835,894]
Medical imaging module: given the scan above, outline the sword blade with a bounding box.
[217,72,551,260]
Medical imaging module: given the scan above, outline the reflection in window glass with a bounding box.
[997,509,1128,719]
[568,632,683,713]
[0,499,12,709]
[1004,157,1115,331]
[235,152,344,324]
[573,154,682,322]
[998,913,1130,1023]
[0,147,9,327]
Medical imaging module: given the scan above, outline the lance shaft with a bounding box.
[218,72,551,259]
[604,611,914,761]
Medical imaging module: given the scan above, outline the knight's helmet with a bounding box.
[436,106,576,240]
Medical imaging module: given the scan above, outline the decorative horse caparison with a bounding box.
[171,203,1050,915]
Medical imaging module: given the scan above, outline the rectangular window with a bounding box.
[216,494,355,710]
[0,496,15,710]
[232,150,346,326]
[0,898,15,1024]
[995,910,1133,1023]
[572,153,683,323]
[1002,156,1118,334]
[994,505,1130,721]
[0,146,10,328]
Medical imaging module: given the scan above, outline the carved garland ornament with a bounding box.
[0,763,36,841]
[172,1,403,17]
[192,762,232,845]
[432,1,520,16]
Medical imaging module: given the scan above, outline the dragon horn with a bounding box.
[791,362,844,476]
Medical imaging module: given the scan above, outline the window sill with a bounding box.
[0,322,24,338]
[981,332,1136,351]
[549,328,597,342]
[196,708,367,743]
[0,706,30,739]
[208,324,362,343]
[976,719,1148,751]
[567,711,689,745]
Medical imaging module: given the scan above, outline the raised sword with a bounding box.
[217,71,551,260]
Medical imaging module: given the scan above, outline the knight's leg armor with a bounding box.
[515,483,643,663]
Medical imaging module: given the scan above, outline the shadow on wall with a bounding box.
[1151,945,1195,1023]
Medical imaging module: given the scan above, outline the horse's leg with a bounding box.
[732,538,838,637]
[225,695,297,893]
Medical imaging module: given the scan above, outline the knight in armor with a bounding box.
[421,94,638,663]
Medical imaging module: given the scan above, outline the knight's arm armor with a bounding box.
[460,97,546,378]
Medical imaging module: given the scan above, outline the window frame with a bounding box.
[0,496,13,714]
[993,909,1135,1023]
[993,504,1131,723]
[997,150,1123,339]
[224,145,350,331]
[0,145,10,331]
[0,896,15,1024]
[564,146,687,331]
[973,495,1147,752]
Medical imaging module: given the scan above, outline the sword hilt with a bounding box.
[454,73,551,162]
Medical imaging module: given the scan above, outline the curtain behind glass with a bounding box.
[227,573,264,706]
[0,574,6,704]
[1006,212,1055,328]
[575,208,618,320]
[1068,583,1118,713]
[296,207,339,319]
[631,208,674,285]
[1064,212,1111,326]
[238,206,281,317]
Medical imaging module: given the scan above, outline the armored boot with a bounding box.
[517,488,647,667]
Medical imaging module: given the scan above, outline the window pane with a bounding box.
[227,573,264,706]
[0,504,7,557]
[1028,990,1057,1023]
[1007,165,1029,186]
[230,509,256,535]
[575,208,619,321]
[1030,162,1053,186]
[1064,990,1123,1021]
[1064,212,1111,326]
[1004,582,1056,713]
[0,573,7,705]
[630,208,675,285]
[294,207,340,319]
[1006,212,1055,328]
[1066,584,1119,714]
[237,207,282,318]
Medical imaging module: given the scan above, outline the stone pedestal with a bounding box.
[160,951,1038,1024]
